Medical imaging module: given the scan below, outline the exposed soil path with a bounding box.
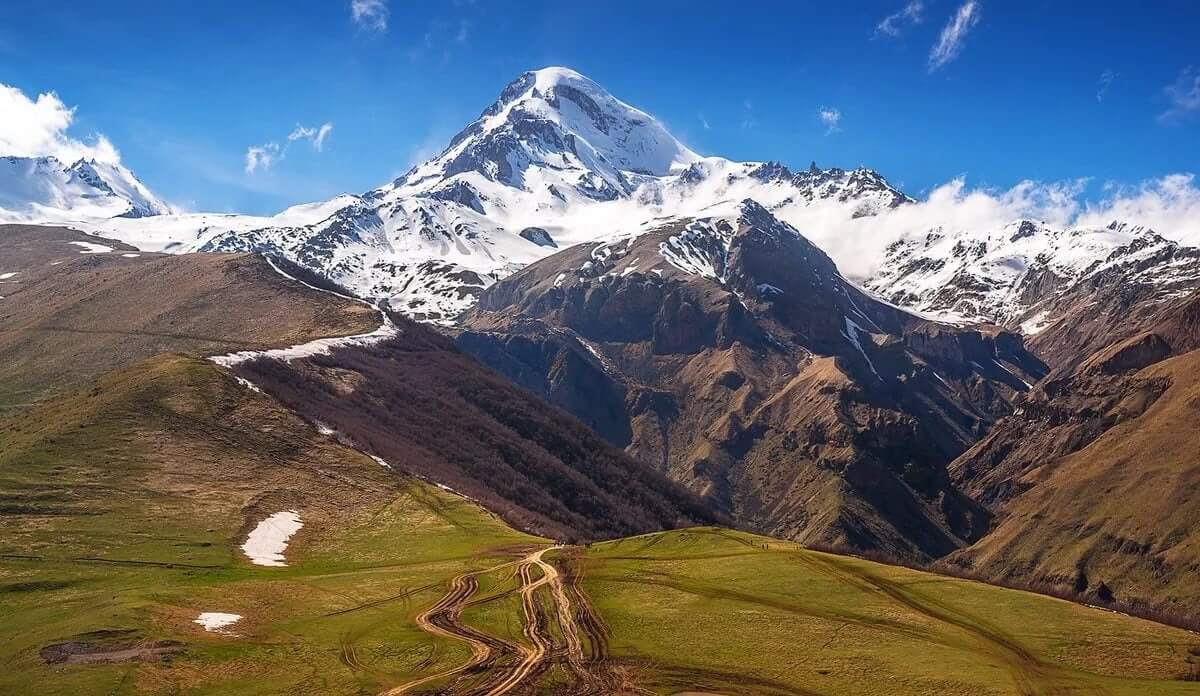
[382,559,521,695]
[386,546,627,695]
[481,547,559,695]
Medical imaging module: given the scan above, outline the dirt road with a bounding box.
[388,546,624,695]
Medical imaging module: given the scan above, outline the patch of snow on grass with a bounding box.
[194,612,242,634]
[69,241,113,254]
[241,510,303,567]
[369,454,392,469]
[121,253,140,258]
[0,272,16,279]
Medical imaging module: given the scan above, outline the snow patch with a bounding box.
[233,376,262,393]
[121,253,140,258]
[69,240,113,254]
[194,612,242,634]
[842,316,880,379]
[241,510,303,567]
[0,272,16,280]
[1019,310,1052,336]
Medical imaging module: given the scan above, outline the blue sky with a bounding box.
[1,1,1198,214]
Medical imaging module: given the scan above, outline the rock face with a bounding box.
[459,201,1045,561]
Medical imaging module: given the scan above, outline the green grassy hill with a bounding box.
[1,355,1197,694]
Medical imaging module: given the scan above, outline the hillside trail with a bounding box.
[382,558,521,695]
[388,546,623,696]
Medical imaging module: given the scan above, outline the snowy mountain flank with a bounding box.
[867,219,1200,332]
[0,155,173,222]
[3,66,1197,330]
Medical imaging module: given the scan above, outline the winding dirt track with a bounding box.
[383,559,520,695]
[386,546,622,695]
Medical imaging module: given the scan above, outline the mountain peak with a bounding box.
[395,66,698,198]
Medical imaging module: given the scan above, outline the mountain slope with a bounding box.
[867,219,1200,331]
[232,312,718,542]
[458,201,1045,560]
[0,224,377,411]
[4,365,1193,696]
[945,291,1200,615]
[0,156,173,222]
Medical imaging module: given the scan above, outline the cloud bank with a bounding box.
[782,173,1200,279]
[0,83,121,164]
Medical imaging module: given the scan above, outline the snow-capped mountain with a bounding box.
[867,219,1200,332]
[6,66,1195,332]
[78,67,912,321]
[0,155,173,222]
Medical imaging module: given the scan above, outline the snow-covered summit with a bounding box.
[67,67,914,322]
[394,67,698,199]
[0,155,173,223]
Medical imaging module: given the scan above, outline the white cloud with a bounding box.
[351,0,388,32]
[1096,69,1116,103]
[875,1,924,37]
[929,0,981,72]
[1076,174,1200,245]
[1159,66,1200,123]
[246,122,334,175]
[818,107,842,135]
[288,122,334,151]
[781,173,1200,279]
[244,143,280,174]
[698,113,711,130]
[0,83,121,164]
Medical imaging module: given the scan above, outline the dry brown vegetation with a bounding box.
[0,224,376,412]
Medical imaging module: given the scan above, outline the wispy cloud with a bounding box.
[288,122,334,152]
[245,122,334,174]
[351,0,389,32]
[1096,69,1117,103]
[1159,66,1200,123]
[244,143,280,174]
[818,106,842,135]
[698,113,711,130]
[929,0,981,72]
[0,82,120,163]
[875,1,924,38]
